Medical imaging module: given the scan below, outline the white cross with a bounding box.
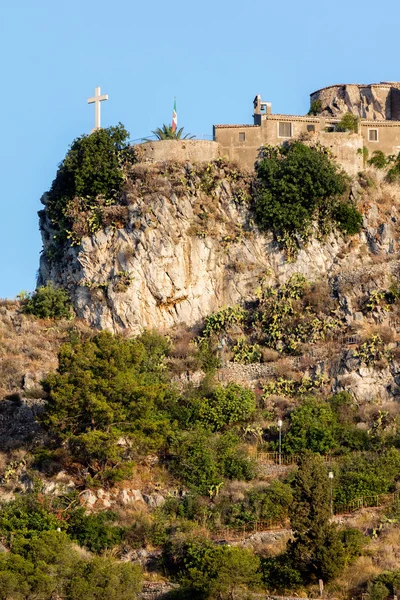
[87,86,108,131]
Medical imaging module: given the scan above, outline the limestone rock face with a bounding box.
[38,165,400,335]
[310,83,400,120]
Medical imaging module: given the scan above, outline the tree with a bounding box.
[163,537,261,599]
[44,123,134,245]
[198,383,257,431]
[20,282,72,320]
[150,124,194,140]
[283,398,339,455]
[42,331,176,480]
[287,453,345,583]
[255,142,351,241]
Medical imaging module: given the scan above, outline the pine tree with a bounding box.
[287,452,345,583]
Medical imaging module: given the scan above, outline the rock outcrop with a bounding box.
[310,82,400,120]
[38,163,400,335]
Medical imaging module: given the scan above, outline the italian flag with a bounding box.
[172,98,177,132]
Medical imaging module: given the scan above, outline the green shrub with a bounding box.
[308,99,322,116]
[336,113,359,133]
[261,553,303,592]
[0,495,66,548]
[332,200,363,234]
[231,338,262,364]
[67,509,124,553]
[198,383,256,431]
[162,536,261,598]
[171,428,254,495]
[42,330,176,478]
[44,124,134,246]
[0,531,142,600]
[218,480,293,527]
[283,398,339,455]
[387,153,400,182]
[335,449,400,504]
[21,282,72,319]
[255,142,349,248]
[368,150,388,169]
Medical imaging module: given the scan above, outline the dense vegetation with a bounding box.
[10,128,400,599]
[255,142,362,255]
[41,123,135,249]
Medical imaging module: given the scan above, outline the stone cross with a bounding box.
[87,86,108,131]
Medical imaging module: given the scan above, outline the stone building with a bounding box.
[213,83,400,175]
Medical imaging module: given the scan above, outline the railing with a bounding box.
[208,518,286,542]
[251,450,335,466]
[203,491,400,541]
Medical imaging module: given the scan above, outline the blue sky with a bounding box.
[0,0,398,297]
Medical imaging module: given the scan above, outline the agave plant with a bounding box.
[146,124,195,141]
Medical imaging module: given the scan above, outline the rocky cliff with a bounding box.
[39,161,399,335]
[310,82,400,120]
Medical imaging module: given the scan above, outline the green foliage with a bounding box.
[287,453,346,583]
[170,428,254,495]
[336,113,359,133]
[0,495,66,548]
[21,282,72,319]
[261,553,303,593]
[354,334,391,366]
[308,99,322,116]
[218,480,293,528]
[332,200,363,234]
[162,536,261,599]
[0,530,142,600]
[369,570,400,599]
[200,305,247,338]
[263,374,327,399]
[255,142,349,247]
[42,330,175,480]
[150,124,194,140]
[387,152,400,182]
[67,509,124,553]
[231,337,262,364]
[198,383,256,431]
[283,398,339,455]
[340,528,366,564]
[335,449,400,504]
[255,274,340,353]
[45,124,134,246]
[368,150,388,169]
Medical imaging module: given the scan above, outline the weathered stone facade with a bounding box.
[214,83,400,172]
[135,139,219,164]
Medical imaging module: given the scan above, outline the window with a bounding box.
[368,129,379,142]
[239,132,246,142]
[278,122,292,138]
[307,124,316,133]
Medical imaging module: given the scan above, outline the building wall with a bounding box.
[361,122,400,156]
[135,139,220,164]
[215,116,363,175]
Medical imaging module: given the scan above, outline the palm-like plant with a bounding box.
[148,124,195,140]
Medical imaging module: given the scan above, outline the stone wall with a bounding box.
[310,82,400,120]
[134,139,219,164]
[318,131,363,176]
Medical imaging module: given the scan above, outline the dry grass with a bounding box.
[0,306,92,399]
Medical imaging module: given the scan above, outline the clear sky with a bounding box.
[0,0,398,297]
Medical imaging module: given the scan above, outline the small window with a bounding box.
[369,129,379,142]
[307,124,316,133]
[239,132,246,142]
[278,122,292,138]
